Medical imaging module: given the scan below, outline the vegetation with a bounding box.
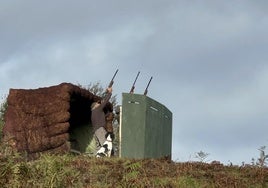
[0,96,7,141]
[78,82,118,107]
[195,151,210,163]
[0,147,267,188]
[254,146,268,167]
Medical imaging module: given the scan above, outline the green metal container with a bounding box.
[120,93,172,159]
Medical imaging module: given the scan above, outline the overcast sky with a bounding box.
[1,0,268,165]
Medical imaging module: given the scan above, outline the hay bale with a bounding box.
[48,122,70,137]
[3,82,113,159]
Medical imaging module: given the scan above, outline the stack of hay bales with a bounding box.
[3,83,113,159]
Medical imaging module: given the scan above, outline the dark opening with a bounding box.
[68,93,93,153]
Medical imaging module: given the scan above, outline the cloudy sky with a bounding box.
[1,1,268,165]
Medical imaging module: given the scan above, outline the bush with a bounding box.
[0,97,8,141]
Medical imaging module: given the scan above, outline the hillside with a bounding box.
[0,151,267,188]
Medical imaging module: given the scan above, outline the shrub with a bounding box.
[0,96,8,141]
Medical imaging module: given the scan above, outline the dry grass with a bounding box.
[0,148,267,188]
